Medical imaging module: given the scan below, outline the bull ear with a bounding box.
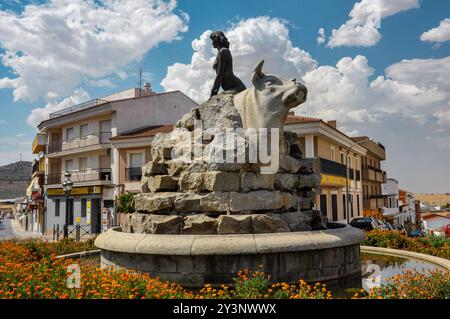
[251,60,265,87]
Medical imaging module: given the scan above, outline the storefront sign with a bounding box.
[321,174,347,187]
[47,186,102,196]
[86,200,91,225]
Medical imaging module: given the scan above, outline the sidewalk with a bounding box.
[0,219,53,241]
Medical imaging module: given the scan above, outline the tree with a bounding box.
[115,192,135,214]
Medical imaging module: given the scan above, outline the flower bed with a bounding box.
[0,240,448,299]
[362,229,450,260]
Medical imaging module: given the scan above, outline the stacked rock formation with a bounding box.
[123,93,326,235]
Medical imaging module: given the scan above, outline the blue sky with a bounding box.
[0,0,449,193]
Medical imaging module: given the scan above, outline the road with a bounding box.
[0,219,47,241]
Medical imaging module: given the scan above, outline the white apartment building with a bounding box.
[34,87,197,235]
[382,178,401,225]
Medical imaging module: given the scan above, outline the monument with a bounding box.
[95,32,364,288]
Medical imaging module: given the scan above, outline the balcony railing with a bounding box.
[319,158,346,178]
[126,167,142,181]
[47,132,112,154]
[49,99,108,119]
[32,160,45,175]
[45,168,112,185]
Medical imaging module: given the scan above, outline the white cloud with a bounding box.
[161,16,317,103]
[27,89,90,127]
[317,28,326,45]
[327,0,420,48]
[420,18,450,43]
[0,0,188,102]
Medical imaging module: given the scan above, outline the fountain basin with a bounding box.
[95,224,365,288]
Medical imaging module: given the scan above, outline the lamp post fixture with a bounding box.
[345,138,372,224]
[62,171,73,238]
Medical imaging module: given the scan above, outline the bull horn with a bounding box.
[253,60,265,76]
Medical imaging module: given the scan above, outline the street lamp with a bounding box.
[344,138,372,224]
[62,171,73,238]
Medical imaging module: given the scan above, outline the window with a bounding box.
[81,199,87,218]
[355,158,359,170]
[348,156,352,169]
[55,199,60,217]
[79,157,87,171]
[129,152,144,168]
[65,159,73,172]
[66,127,75,141]
[340,152,345,164]
[331,147,335,161]
[80,124,88,138]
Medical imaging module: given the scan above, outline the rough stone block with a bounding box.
[200,192,230,212]
[134,193,177,213]
[229,191,284,212]
[217,215,252,234]
[283,193,313,211]
[143,215,183,234]
[173,193,202,212]
[179,172,203,192]
[297,173,321,189]
[142,162,167,176]
[202,171,240,192]
[279,154,302,173]
[274,174,298,191]
[140,176,150,193]
[166,160,188,176]
[251,214,290,233]
[148,175,178,192]
[182,214,217,234]
[298,158,320,174]
[240,172,275,192]
[280,211,313,231]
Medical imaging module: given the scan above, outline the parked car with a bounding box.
[394,225,407,235]
[408,229,425,238]
[373,219,385,230]
[383,222,394,231]
[445,224,450,238]
[350,217,379,231]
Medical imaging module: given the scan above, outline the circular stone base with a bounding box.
[94,225,365,288]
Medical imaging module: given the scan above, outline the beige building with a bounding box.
[351,137,387,220]
[34,87,197,235]
[286,115,366,223]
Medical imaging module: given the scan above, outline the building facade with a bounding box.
[34,87,197,235]
[381,178,400,224]
[351,137,387,220]
[286,116,366,223]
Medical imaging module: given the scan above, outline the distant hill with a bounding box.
[414,193,450,207]
[0,161,32,199]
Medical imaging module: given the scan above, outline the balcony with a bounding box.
[49,99,108,119]
[126,167,142,181]
[45,168,112,185]
[47,132,112,155]
[32,133,47,154]
[32,160,45,176]
[319,158,346,178]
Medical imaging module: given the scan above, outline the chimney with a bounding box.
[327,120,337,128]
[143,82,152,95]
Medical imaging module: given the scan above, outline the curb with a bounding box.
[56,249,101,259]
[361,246,450,270]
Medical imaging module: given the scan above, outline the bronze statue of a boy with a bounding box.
[210,31,246,97]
